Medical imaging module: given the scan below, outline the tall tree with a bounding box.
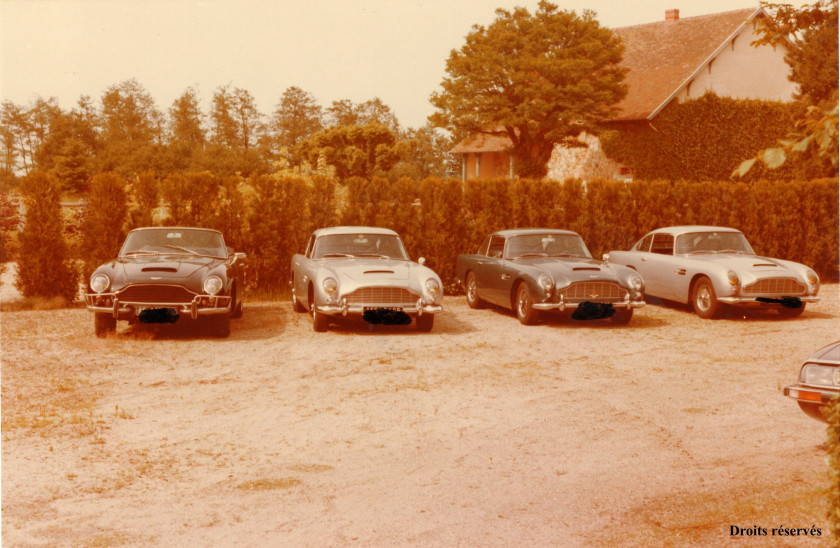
[80,172,128,279]
[16,171,78,300]
[326,97,400,132]
[270,86,323,153]
[298,122,408,181]
[169,87,206,148]
[210,85,263,150]
[98,79,164,175]
[430,1,627,178]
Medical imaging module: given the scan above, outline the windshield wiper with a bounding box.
[686,250,715,255]
[513,252,548,259]
[717,249,749,254]
[356,253,391,259]
[548,253,583,258]
[321,253,356,259]
[162,244,200,256]
[123,250,160,257]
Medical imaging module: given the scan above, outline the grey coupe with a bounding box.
[290,226,443,332]
[607,226,820,318]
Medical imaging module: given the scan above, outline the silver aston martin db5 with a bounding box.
[607,226,820,318]
[290,226,443,332]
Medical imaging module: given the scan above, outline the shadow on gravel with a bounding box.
[116,303,286,341]
[644,297,835,322]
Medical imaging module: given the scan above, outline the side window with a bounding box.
[304,234,316,258]
[651,233,674,255]
[477,236,491,256]
[487,236,505,258]
[636,234,653,252]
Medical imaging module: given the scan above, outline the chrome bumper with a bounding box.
[84,293,231,320]
[532,298,646,311]
[315,297,442,317]
[718,295,820,305]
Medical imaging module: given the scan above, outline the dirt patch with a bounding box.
[2,287,838,546]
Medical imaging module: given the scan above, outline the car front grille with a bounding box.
[556,281,627,303]
[344,287,419,306]
[116,284,197,304]
[742,277,806,296]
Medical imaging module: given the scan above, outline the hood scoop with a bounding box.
[753,263,778,267]
[364,270,395,275]
[141,267,178,273]
[573,267,601,271]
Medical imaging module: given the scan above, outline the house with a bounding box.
[451,7,798,182]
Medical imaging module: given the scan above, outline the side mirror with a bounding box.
[602,253,610,263]
[418,257,426,266]
[229,252,247,265]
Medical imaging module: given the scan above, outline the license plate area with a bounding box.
[362,308,411,325]
[363,306,404,312]
[137,307,180,324]
[571,301,615,321]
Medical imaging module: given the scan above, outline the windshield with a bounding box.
[312,233,409,260]
[674,231,755,255]
[505,233,591,259]
[120,229,227,257]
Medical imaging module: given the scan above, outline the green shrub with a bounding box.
[80,172,128,279]
[16,172,78,301]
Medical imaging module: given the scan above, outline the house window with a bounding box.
[475,153,481,177]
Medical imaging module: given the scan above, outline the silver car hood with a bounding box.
[680,254,796,275]
[325,257,412,282]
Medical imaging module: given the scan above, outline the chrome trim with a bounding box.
[533,298,645,311]
[718,295,820,305]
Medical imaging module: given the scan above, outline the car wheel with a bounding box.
[465,271,485,309]
[312,305,328,332]
[416,314,435,332]
[797,401,826,422]
[778,303,806,318]
[292,290,306,313]
[211,314,230,338]
[691,277,720,319]
[94,313,116,338]
[515,283,539,325]
[610,307,634,325]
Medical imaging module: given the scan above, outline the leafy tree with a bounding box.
[326,98,400,132]
[98,79,164,175]
[734,0,839,176]
[210,85,263,150]
[430,1,627,178]
[392,123,457,180]
[127,171,160,228]
[15,171,78,300]
[169,86,206,147]
[0,192,20,262]
[270,86,323,153]
[298,122,408,181]
[80,172,128,278]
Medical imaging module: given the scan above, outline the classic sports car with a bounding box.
[84,227,246,338]
[783,341,840,422]
[608,226,820,318]
[291,226,443,332]
[456,229,645,325]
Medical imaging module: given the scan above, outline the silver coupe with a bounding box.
[291,226,443,332]
[607,226,820,318]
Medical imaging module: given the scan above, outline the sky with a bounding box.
[1,0,772,129]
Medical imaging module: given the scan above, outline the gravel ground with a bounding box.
[2,285,838,547]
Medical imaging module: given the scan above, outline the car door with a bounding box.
[293,234,316,307]
[475,235,506,306]
[639,233,679,300]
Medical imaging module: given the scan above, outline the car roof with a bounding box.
[647,226,743,237]
[807,341,840,364]
[313,226,399,237]
[491,228,580,238]
[127,226,222,234]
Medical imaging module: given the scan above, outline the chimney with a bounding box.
[665,9,679,21]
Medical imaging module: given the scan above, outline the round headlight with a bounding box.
[203,276,223,295]
[628,273,643,291]
[806,270,819,286]
[323,277,338,295]
[538,274,554,293]
[727,271,740,286]
[90,274,110,294]
[425,278,440,295]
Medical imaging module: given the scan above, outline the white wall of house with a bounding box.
[675,22,798,104]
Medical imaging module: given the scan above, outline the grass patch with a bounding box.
[237,477,302,491]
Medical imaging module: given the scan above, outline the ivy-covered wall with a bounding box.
[600,94,811,181]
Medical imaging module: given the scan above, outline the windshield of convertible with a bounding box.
[505,233,591,259]
[119,229,227,258]
[312,233,409,260]
[674,231,755,255]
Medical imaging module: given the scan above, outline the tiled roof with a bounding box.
[449,130,513,153]
[613,7,762,120]
[451,7,766,153]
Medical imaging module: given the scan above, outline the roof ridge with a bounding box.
[612,6,758,32]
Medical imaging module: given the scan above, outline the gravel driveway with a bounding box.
[2,286,838,547]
